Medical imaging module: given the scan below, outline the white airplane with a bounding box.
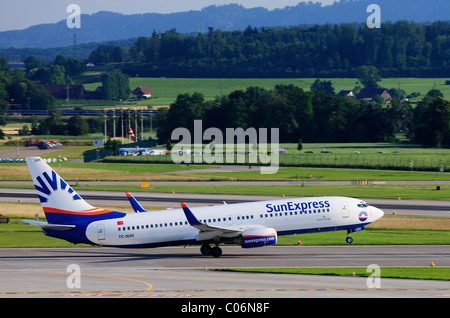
[22,157,384,257]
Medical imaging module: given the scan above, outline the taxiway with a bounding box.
[0,246,449,298]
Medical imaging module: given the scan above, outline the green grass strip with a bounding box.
[217,267,450,281]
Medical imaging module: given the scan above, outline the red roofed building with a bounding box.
[132,86,152,99]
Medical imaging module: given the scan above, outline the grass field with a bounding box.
[217,267,450,281]
[103,142,450,172]
[82,77,450,106]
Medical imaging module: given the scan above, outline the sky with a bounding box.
[0,0,336,32]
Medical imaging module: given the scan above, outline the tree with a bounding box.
[67,115,89,136]
[426,89,444,98]
[89,45,125,65]
[310,79,335,95]
[43,111,66,135]
[18,125,30,136]
[0,57,9,74]
[54,54,66,66]
[65,58,83,75]
[24,55,42,72]
[36,65,66,84]
[104,138,122,151]
[101,70,130,100]
[166,139,173,151]
[297,139,303,151]
[357,65,382,88]
[0,82,9,111]
[26,82,57,109]
[412,96,450,147]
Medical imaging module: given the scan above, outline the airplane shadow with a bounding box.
[34,247,293,264]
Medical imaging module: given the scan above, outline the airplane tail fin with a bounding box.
[26,157,123,224]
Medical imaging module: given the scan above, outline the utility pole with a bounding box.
[128,110,131,143]
[121,110,124,143]
[112,110,116,139]
[135,109,138,142]
[141,111,144,141]
[104,110,107,142]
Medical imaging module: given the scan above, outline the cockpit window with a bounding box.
[357,202,370,208]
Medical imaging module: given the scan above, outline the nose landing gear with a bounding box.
[346,226,365,244]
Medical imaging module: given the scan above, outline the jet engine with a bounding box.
[234,227,277,248]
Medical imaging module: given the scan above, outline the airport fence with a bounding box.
[101,153,449,172]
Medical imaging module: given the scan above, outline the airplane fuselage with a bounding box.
[78,196,379,248]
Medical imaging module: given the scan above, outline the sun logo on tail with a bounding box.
[34,170,81,203]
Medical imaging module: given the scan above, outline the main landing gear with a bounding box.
[200,243,223,257]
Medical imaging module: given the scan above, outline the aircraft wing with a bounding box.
[21,219,76,231]
[125,191,147,212]
[180,201,258,241]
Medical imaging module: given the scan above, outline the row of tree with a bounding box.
[0,57,57,111]
[4,83,448,148]
[156,85,450,147]
[88,21,450,78]
[1,54,132,108]
[24,54,84,85]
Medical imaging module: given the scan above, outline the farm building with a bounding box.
[132,86,152,99]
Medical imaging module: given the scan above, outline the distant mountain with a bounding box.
[0,0,449,49]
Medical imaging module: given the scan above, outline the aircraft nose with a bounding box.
[372,206,384,220]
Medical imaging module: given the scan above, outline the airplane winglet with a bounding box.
[125,191,147,213]
[180,201,202,226]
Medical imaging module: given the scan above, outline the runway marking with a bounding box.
[33,270,153,291]
[3,288,450,297]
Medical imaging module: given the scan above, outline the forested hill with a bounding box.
[107,21,450,78]
[0,0,449,49]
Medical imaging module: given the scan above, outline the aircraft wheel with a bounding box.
[200,244,212,256]
[346,236,353,244]
[211,246,222,258]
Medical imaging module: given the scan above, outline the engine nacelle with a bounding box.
[236,227,277,248]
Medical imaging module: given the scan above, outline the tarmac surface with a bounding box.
[0,158,448,299]
[0,245,449,298]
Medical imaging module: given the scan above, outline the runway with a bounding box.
[1,246,449,298]
[1,187,448,218]
[0,183,449,299]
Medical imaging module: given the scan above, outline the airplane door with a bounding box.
[341,202,349,218]
[227,215,233,225]
[97,224,105,240]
